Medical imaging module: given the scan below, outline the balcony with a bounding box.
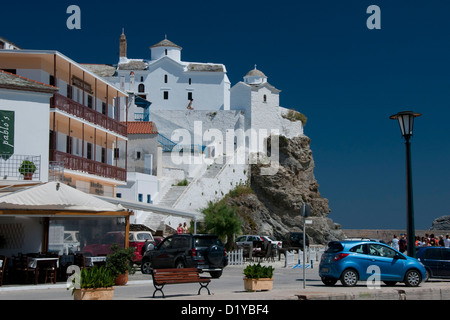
[50,150,126,182]
[0,155,41,181]
[51,93,127,137]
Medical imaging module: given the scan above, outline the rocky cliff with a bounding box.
[225,135,345,245]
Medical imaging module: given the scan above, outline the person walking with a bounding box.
[399,234,407,253]
[444,235,450,248]
[391,235,400,251]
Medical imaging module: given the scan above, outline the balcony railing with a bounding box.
[51,93,127,137]
[50,150,126,182]
[0,155,41,181]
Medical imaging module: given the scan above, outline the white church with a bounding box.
[84,32,305,231]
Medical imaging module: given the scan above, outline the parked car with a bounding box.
[261,235,282,249]
[141,234,228,278]
[82,231,155,265]
[416,247,450,280]
[282,232,309,248]
[235,235,264,247]
[319,240,426,287]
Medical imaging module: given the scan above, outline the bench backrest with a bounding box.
[152,268,203,284]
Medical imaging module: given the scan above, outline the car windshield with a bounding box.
[325,241,344,253]
[194,236,222,247]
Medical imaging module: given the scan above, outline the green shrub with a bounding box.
[243,263,275,279]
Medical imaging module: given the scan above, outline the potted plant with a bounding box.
[243,263,275,292]
[18,160,36,180]
[70,266,115,300]
[106,243,136,286]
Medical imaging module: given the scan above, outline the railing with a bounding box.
[134,113,150,121]
[51,93,127,137]
[50,150,126,182]
[0,154,41,181]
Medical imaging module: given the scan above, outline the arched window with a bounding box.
[165,49,168,55]
[138,84,145,93]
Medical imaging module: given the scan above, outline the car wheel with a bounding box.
[175,260,185,268]
[321,277,337,286]
[209,270,223,278]
[340,269,358,287]
[404,269,421,287]
[141,260,152,274]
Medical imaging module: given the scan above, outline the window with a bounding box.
[66,136,73,154]
[163,91,169,100]
[263,95,267,103]
[136,151,141,160]
[49,75,55,86]
[116,193,122,198]
[188,92,193,100]
[140,76,144,82]
[67,85,73,99]
[138,84,145,93]
[102,102,107,115]
[147,194,152,204]
[101,148,106,164]
[189,78,192,85]
[87,95,93,109]
[164,75,168,83]
[0,41,4,49]
[114,148,120,160]
[368,244,396,258]
[350,244,367,254]
[86,143,92,160]
[165,49,168,55]
[138,194,143,202]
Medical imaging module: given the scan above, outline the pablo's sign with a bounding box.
[0,110,14,160]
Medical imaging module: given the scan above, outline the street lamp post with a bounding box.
[390,111,422,258]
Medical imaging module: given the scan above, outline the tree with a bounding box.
[202,200,241,250]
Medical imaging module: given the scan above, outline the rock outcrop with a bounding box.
[226,135,345,245]
[430,215,450,230]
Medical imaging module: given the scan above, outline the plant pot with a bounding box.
[23,173,33,180]
[114,272,128,286]
[73,287,115,300]
[243,278,274,292]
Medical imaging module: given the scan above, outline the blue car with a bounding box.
[319,240,426,287]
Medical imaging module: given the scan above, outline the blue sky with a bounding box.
[1,0,449,229]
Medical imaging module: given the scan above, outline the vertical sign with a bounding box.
[0,110,14,160]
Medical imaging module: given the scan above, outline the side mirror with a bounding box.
[146,243,155,252]
[394,252,406,260]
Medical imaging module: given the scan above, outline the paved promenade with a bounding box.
[1,259,450,301]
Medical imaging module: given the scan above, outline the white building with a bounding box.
[104,32,231,117]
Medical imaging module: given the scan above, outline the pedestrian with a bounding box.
[391,235,400,250]
[439,235,445,247]
[399,234,407,253]
[429,234,438,246]
[177,223,183,234]
[182,222,189,233]
[444,235,450,248]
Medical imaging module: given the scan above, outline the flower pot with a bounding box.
[73,287,115,300]
[114,272,128,286]
[243,278,273,292]
[23,173,33,180]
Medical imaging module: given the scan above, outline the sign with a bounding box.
[0,110,14,160]
[305,219,313,225]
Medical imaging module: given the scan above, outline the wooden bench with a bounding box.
[151,268,211,298]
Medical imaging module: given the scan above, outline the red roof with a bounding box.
[126,121,158,134]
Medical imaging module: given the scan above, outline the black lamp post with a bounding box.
[390,111,422,258]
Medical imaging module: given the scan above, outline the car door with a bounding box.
[423,248,442,277]
[439,249,450,277]
[367,243,405,281]
[348,243,373,280]
[151,236,173,268]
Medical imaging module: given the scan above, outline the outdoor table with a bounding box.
[85,256,107,267]
[28,257,59,269]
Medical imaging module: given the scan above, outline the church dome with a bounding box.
[244,66,267,84]
[150,38,182,50]
[245,68,267,78]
